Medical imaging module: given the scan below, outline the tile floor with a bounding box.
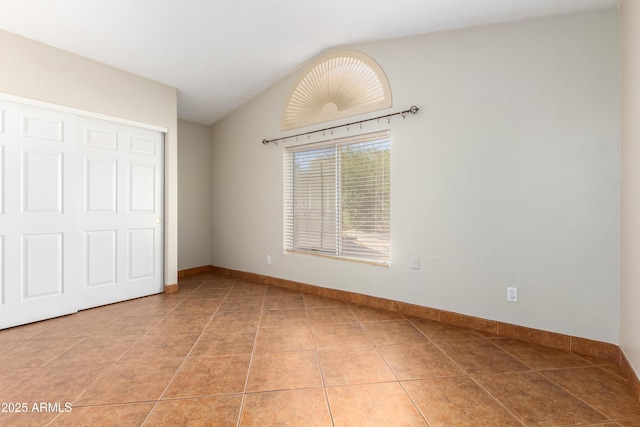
[1,273,639,426]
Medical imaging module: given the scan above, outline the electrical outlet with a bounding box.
[410,256,420,269]
[507,287,518,302]
[266,255,272,265]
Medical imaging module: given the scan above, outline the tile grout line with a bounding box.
[421,324,530,426]
[235,282,269,427]
[534,368,616,424]
[407,318,471,377]
[304,293,337,427]
[140,277,210,427]
[408,319,527,425]
[60,305,174,418]
[67,335,164,421]
[466,374,528,427]
[142,276,234,426]
[396,381,434,427]
[478,338,623,424]
[361,311,435,426]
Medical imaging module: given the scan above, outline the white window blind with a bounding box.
[284,130,390,265]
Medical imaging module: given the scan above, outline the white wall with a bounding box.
[0,30,179,287]
[178,119,212,270]
[210,11,620,343]
[620,0,640,374]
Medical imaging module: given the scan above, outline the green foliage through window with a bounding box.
[284,130,390,264]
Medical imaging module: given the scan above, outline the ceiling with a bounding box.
[0,0,619,126]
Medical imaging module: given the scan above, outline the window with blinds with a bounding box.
[284,130,390,265]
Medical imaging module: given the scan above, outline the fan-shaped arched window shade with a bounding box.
[282,50,392,131]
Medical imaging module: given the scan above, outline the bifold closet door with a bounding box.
[0,99,163,329]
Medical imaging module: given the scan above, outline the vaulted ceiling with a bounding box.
[0,0,619,125]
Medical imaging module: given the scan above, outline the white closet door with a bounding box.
[0,100,163,329]
[0,102,80,328]
[77,117,163,309]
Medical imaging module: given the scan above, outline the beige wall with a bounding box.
[178,119,212,270]
[211,10,620,344]
[620,0,640,375]
[0,30,179,287]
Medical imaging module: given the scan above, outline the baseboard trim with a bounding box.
[621,350,640,401]
[178,264,637,402]
[163,283,179,294]
[178,265,212,279]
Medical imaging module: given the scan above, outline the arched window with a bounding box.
[282,50,392,131]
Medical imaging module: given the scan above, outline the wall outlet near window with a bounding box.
[507,287,518,302]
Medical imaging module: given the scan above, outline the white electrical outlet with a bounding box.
[266,255,272,265]
[410,256,420,269]
[507,287,518,302]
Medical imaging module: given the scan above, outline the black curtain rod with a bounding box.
[262,105,419,145]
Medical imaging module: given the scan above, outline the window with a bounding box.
[284,130,390,265]
[282,50,392,130]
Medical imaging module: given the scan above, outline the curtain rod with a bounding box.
[262,105,419,145]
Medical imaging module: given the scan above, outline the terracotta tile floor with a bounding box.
[1,273,639,426]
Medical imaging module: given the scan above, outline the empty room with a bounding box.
[1,0,640,425]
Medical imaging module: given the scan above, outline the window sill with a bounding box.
[285,249,390,267]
